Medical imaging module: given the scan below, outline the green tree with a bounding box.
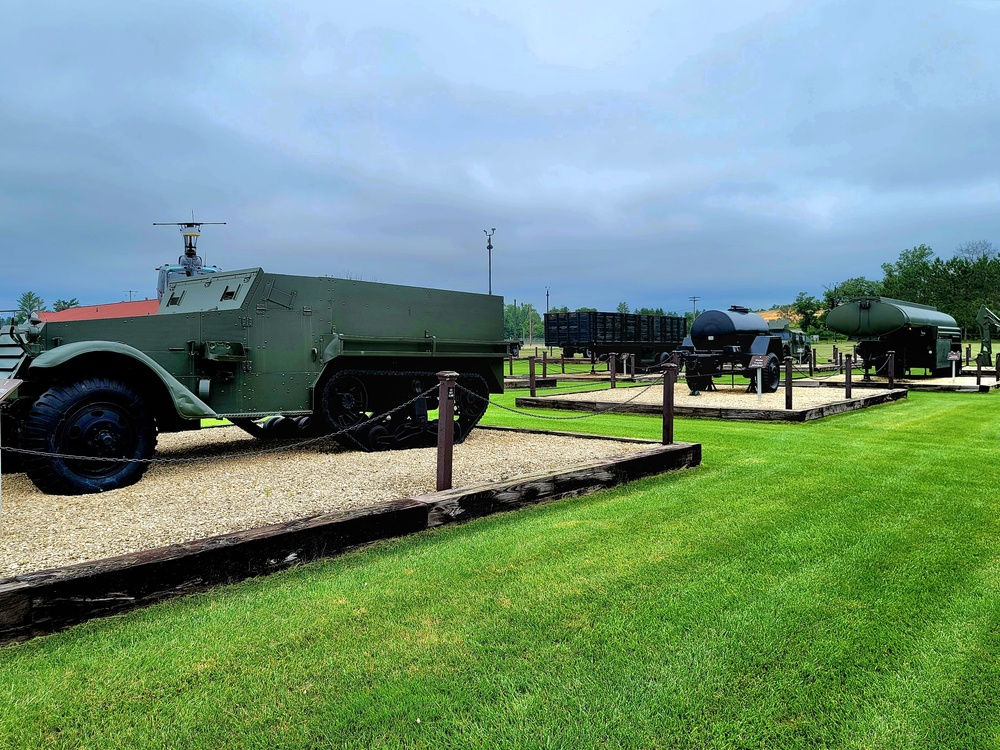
[504,302,542,342]
[616,301,630,315]
[575,307,597,312]
[792,291,821,334]
[14,291,46,323]
[880,245,939,306]
[53,298,81,312]
[634,307,666,316]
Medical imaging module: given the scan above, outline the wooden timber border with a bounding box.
[0,435,700,645]
[799,377,1000,394]
[515,388,908,423]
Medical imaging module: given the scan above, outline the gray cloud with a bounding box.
[2,0,999,316]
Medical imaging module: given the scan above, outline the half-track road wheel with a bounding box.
[319,370,491,451]
[21,377,157,495]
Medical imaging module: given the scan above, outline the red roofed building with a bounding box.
[38,300,159,322]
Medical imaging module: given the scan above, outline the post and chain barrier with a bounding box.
[1,369,682,502]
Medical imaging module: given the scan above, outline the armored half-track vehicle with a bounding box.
[676,306,785,394]
[1,252,507,495]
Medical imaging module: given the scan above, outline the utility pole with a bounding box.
[545,286,550,314]
[689,295,700,319]
[484,228,496,295]
[124,290,138,302]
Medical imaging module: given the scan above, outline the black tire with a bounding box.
[760,353,781,393]
[21,378,157,495]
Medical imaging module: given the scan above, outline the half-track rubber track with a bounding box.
[232,369,491,452]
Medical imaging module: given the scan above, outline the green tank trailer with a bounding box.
[1,265,507,495]
[825,296,961,376]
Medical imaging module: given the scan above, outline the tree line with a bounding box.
[793,239,1000,337]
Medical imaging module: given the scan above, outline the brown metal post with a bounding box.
[542,350,547,377]
[966,344,972,366]
[436,371,459,491]
[887,351,895,390]
[809,348,814,377]
[785,357,793,410]
[996,353,1000,384]
[662,363,676,444]
[529,356,537,397]
[609,353,617,389]
[561,356,565,374]
[508,355,514,376]
[977,358,982,387]
[833,344,838,363]
[845,354,853,398]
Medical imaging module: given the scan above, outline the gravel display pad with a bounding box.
[518,381,890,414]
[0,427,651,578]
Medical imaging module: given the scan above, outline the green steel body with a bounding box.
[825,296,961,374]
[7,268,506,424]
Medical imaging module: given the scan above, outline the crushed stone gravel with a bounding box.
[0,427,651,578]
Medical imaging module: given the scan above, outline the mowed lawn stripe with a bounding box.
[0,391,998,748]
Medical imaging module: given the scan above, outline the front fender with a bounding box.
[29,341,218,419]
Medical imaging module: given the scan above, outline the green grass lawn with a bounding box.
[2,390,1000,748]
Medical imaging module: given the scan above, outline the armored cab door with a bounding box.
[246,276,322,415]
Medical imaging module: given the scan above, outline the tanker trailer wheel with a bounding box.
[21,378,157,495]
[759,353,781,393]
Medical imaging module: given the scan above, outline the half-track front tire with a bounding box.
[21,378,157,495]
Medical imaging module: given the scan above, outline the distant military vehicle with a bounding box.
[1,223,507,495]
[768,319,812,364]
[543,311,687,365]
[825,296,961,376]
[677,306,785,394]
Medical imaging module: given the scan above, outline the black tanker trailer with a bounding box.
[825,296,961,377]
[676,306,784,394]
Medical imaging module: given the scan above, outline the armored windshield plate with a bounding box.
[0,379,22,403]
[748,354,767,369]
[947,351,961,361]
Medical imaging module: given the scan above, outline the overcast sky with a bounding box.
[3,0,999,316]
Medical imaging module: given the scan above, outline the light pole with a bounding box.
[484,228,496,295]
[545,286,550,314]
